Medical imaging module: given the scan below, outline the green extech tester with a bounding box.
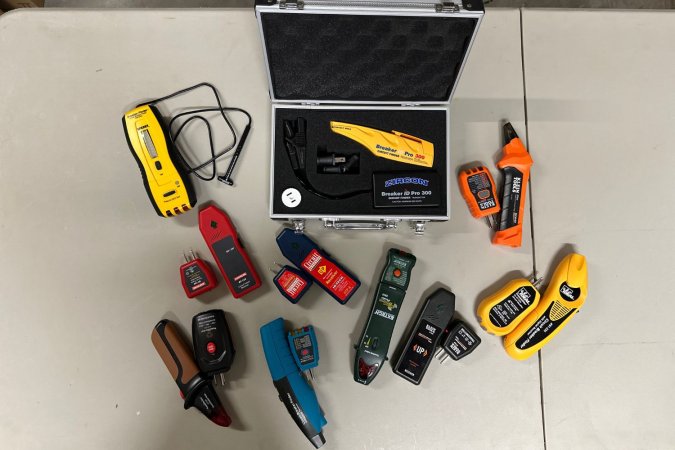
[354,249,416,385]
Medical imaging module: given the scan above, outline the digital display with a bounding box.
[139,128,158,159]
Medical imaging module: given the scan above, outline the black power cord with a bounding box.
[283,118,370,200]
[141,82,252,183]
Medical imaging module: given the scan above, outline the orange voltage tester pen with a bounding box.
[492,123,533,248]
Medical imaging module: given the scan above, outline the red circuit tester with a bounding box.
[180,250,218,298]
[199,205,262,299]
[271,263,313,304]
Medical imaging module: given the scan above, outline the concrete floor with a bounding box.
[44,0,675,9]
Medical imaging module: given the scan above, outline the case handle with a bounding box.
[323,219,399,231]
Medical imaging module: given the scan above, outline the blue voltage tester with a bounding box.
[260,318,327,448]
[288,326,319,379]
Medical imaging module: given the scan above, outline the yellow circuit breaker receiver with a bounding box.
[504,253,588,360]
[123,105,196,218]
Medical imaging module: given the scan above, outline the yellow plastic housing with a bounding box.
[477,278,541,336]
[504,253,588,360]
[330,121,434,168]
[123,105,195,217]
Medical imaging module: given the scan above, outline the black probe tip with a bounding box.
[283,121,295,138]
[503,122,519,143]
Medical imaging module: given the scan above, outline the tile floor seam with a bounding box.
[518,8,547,450]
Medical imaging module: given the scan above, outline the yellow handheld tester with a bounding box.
[504,253,588,360]
[330,121,434,168]
[123,105,196,218]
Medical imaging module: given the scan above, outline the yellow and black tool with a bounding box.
[123,104,196,218]
[503,253,588,360]
[477,277,542,336]
[330,121,434,168]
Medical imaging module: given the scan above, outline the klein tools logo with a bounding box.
[384,177,430,188]
[425,323,437,335]
[479,198,497,210]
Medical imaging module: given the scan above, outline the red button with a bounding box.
[206,342,216,354]
[393,268,402,277]
[301,349,309,356]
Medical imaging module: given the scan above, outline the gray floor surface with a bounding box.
[44,0,675,9]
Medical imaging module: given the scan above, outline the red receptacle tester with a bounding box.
[180,250,218,298]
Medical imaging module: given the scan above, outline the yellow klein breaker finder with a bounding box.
[478,253,588,360]
[330,122,434,168]
[123,105,196,218]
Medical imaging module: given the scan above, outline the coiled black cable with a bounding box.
[140,82,252,182]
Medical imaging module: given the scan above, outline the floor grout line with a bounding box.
[538,351,547,450]
[518,7,547,450]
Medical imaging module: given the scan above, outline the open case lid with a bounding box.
[255,0,484,105]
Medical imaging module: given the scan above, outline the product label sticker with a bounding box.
[515,302,575,349]
[301,249,357,302]
[213,236,253,293]
[292,334,315,365]
[373,172,441,208]
[467,172,497,211]
[499,167,524,227]
[278,271,308,300]
[185,264,207,292]
[397,319,439,382]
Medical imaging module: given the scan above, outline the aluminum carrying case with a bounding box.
[254,0,484,234]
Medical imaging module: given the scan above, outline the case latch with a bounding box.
[435,1,460,12]
[291,219,306,233]
[279,0,304,9]
[410,220,429,235]
[323,219,399,231]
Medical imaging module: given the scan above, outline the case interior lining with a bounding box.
[272,108,447,216]
[260,13,478,102]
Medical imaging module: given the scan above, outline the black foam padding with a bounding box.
[272,108,447,217]
[260,13,478,102]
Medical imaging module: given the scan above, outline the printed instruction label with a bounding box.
[185,264,208,292]
[301,249,357,302]
[278,271,308,300]
[489,285,537,328]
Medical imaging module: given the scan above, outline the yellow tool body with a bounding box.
[504,253,588,360]
[477,278,541,336]
[330,121,434,168]
[123,105,196,218]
